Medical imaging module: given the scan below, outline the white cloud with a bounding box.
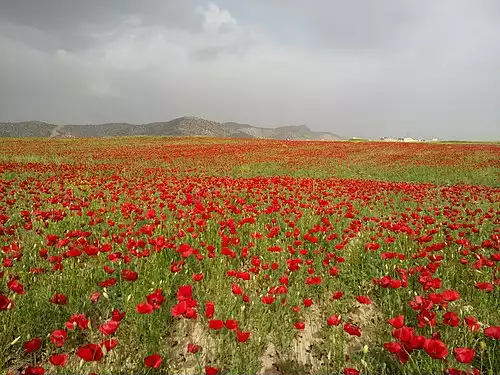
[197,3,237,32]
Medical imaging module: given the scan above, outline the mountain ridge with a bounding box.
[0,117,341,140]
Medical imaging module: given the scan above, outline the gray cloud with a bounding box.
[0,0,499,140]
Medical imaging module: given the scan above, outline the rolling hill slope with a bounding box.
[0,117,341,140]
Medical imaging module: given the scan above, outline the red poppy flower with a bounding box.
[225,319,238,330]
[442,289,460,301]
[50,329,67,347]
[389,279,403,289]
[205,366,220,375]
[261,295,275,304]
[356,295,371,305]
[99,320,119,335]
[171,301,187,317]
[343,323,361,337]
[50,293,67,305]
[409,335,426,350]
[294,321,306,330]
[0,294,13,310]
[146,289,165,309]
[279,275,289,285]
[464,316,480,332]
[192,273,204,281]
[111,308,126,322]
[187,343,201,353]
[76,343,103,362]
[443,312,460,327]
[303,298,313,307]
[343,368,360,375]
[232,284,243,295]
[98,277,117,288]
[121,269,138,282]
[186,306,199,319]
[205,301,215,318]
[176,284,193,301]
[332,291,344,300]
[101,338,118,351]
[90,292,101,303]
[384,341,403,353]
[417,309,437,328]
[49,353,68,366]
[8,279,25,294]
[329,266,339,276]
[24,338,41,353]
[453,347,475,363]
[66,313,90,330]
[237,330,250,343]
[327,314,342,326]
[144,353,163,368]
[209,319,224,330]
[388,315,405,328]
[423,338,448,359]
[475,282,494,292]
[484,326,500,339]
[305,276,322,285]
[136,302,154,314]
[24,366,44,375]
[428,293,444,305]
[445,368,472,375]
[393,326,414,343]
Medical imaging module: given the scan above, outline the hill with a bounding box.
[0,117,341,140]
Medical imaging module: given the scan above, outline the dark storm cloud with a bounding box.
[0,0,199,51]
[0,0,499,140]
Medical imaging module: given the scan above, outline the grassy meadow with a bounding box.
[0,138,499,375]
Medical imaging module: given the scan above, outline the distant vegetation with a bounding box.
[0,117,341,141]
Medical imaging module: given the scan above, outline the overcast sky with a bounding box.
[1,1,499,140]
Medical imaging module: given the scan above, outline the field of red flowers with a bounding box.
[0,138,499,375]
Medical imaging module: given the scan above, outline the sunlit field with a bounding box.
[0,138,499,375]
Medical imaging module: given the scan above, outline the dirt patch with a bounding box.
[260,341,278,374]
[258,305,327,374]
[168,318,216,375]
[291,306,323,368]
[345,301,383,357]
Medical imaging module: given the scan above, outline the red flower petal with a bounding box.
[49,353,68,366]
[76,343,103,362]
[205,366,220,375]
[453,347,475,363]
[99,320,120,335]
[388,315,405,328]
[236,330,250,343]
[24,338,41,353]
[144,353,163,368]
[50,329,67,347]
[327,314,342,326]
[423,338,448,359]
[484,326,500,339]
[209,319,224,330]
[136,302,154,314]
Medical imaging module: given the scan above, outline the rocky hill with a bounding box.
[0,117,341,140]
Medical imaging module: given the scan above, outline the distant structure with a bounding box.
[379,137,398,142]
[379,137,437,143]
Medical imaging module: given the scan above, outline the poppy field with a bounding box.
[0,137,499,375]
